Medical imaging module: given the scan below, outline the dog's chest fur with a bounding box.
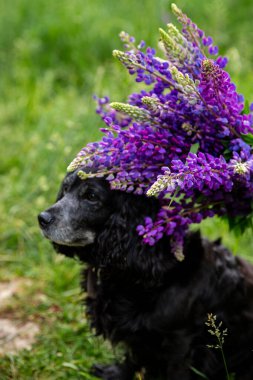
[84,267,160,339]
[82,265,209,369]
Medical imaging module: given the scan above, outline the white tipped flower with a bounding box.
[159,25,187,61]
[159,28,180,55]
[112,50,136,66]
[110,102,151,122]
[141,96,160,113]
[233,162,250,175]
[146,171,174,197]
[167,23,184,44]
[77,170,91,180]
[170,66,196,90]
[171,3,183,18]
[174,244,185,262]
[67,156,84,172]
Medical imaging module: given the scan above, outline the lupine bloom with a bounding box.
[67,4,253,258]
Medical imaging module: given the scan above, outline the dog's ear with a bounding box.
[133,230,205,284]
[96,194,139,266]
[96,194,206,283]
[95,193,180,281]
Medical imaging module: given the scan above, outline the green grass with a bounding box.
[1,0,253,378]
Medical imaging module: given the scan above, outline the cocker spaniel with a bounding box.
[38,168,253,380]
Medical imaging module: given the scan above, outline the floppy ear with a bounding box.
[95,193,143,267]
[96,192,206,284]
[95,192,179,282]
[129,230,205,285]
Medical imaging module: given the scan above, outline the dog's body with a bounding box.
[38,169,253,380]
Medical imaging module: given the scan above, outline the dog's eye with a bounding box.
[83,191,99,202]
[62,184,69,195]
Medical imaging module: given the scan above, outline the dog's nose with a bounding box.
[38,211,54,228]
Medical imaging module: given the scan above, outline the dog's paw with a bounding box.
[91,363,129,380]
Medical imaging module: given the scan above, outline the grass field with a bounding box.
[1,0,253,378]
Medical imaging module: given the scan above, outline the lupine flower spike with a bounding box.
[67,4,253,258]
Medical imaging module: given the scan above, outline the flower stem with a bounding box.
[220,343,230,380]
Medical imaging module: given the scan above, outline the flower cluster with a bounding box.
[67,4,253,258]
[205,313,228,350]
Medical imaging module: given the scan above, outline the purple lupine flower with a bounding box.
[67,4,253,258]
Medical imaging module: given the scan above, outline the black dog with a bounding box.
[38,169,253,380]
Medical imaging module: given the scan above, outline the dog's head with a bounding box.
[38,169,116,248]
[38,168,160,264]
[38,169,204,278]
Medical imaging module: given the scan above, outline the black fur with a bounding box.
[38,170,253,380]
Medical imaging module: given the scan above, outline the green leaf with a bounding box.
[243,99,250,114]
[223,213,253,236]
[222,148,233,161]
[190,366,209,379]
[190,142,199,154]
[240,133,253,147]
[62,362,79,371]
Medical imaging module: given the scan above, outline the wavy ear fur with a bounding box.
[95,191,150,267]
[95,192,205,284]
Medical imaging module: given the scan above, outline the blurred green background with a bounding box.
[0,0,253,378]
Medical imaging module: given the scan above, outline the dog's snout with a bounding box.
[38,211,54,228]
